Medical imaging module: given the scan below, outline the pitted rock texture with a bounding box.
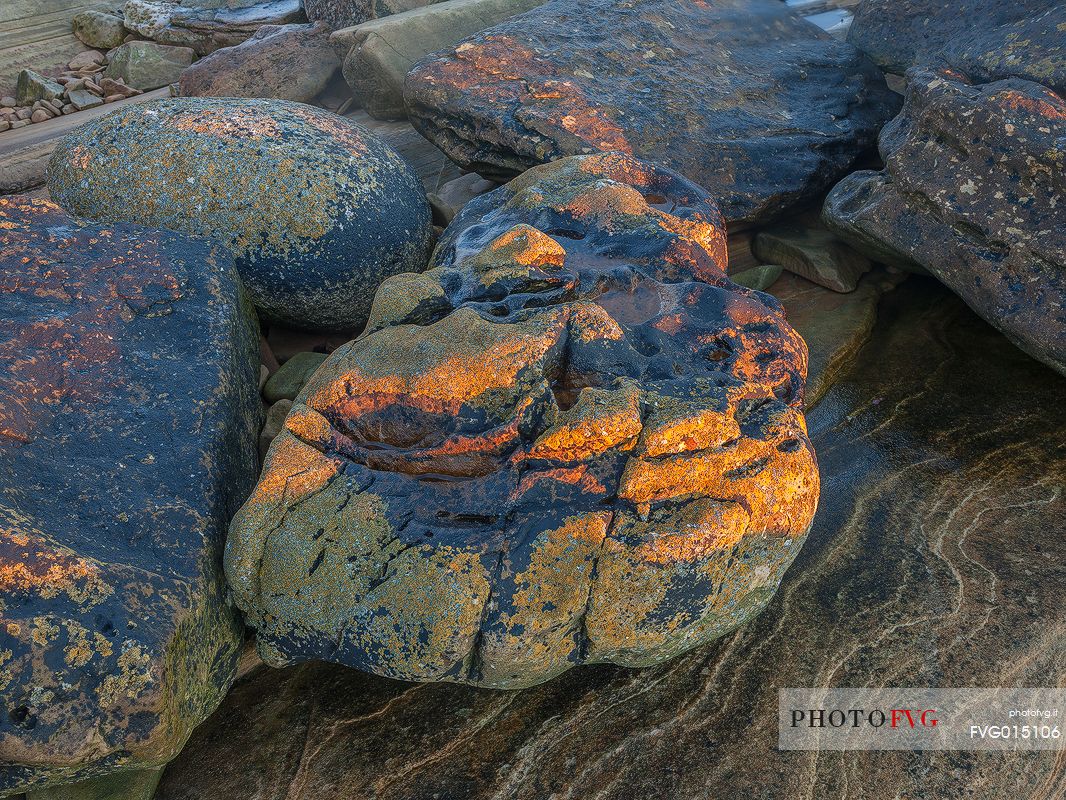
[47,98,433,333]
[848,0,1060,79]
[226,153,820,689]
[822,69,1066,375]
[0,197,260,795]
[403,0,898,224]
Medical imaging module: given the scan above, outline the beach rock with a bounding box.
[262,351,329,403]
[753,220,872,293]
[259,399,293,461]
[335,0,545,120]
[848,0,1058,76]
[179,23,339,102]
[156,280,1066,800]
[938,6,1066,95]
[404,0,898,223]
[305,0,374,28]
[48,97,433,331]
[104,41,195,90]
[823,68,1066,375]
[72,10,129,49]
[730,264,782,292]
[124,0,306,56]
[0,196,259,796]
[427,170,497,224]
[66,88,104,110]
[225,152,820,689]
[15,70,64,105]
[67,49,107,70]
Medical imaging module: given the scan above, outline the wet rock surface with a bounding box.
[336,0,545,120]
[823,68,1066,375]
[157,279,1066,800]
[225,153,820,689]
[178,23,340,103]
[848,0,1059,77]
[47,97,433,332]
[404,0,898,223]
[0,196,260,796]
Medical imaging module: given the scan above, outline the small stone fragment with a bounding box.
[66,88,105,110]
[99,77,142,97]
[730,264,783,292]
[427,171,498,224]
[104,41,196,90]
[753,221,872,294]
[259,398,293,461]
[15,70,65,106]
[262,351,329,403]
[67,49,107,71]
[72,10,129,49]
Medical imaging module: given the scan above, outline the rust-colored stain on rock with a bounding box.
[226,153,819,688]
[0,198,260,795]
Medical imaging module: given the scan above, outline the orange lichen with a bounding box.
[995,89,1066,121]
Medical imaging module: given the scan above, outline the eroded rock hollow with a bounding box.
[226,153,820,689]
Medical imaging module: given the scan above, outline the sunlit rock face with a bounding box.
[226,154,820,689]
[0,197,260,794]
[403,0,899,223]
[823,69,1066,375]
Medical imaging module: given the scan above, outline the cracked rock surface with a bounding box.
[225,153,819,689]
[0,197,260,795]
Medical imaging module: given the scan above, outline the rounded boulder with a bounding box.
[47,97,433,331]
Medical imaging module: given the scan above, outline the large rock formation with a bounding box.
[0,197,260,796]
[178,23,340,102]
[48,98,433,333]
[335,0,545,120]
[225,153,820,689]
[847,0,1060,78]
[823,69,1066,375]
[156,280,1066,800]
[404,0,898,223]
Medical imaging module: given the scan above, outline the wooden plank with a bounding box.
[0,88,170,195]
